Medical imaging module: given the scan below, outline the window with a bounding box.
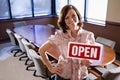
[85,0,108,25]
[57,0,108,25]
[0,0,51,19]
[10,0,32,18]
[0,0,10,19]
[56,0,68,15]
[0,0,108,25]
[34,0,51,16]
[69,0,84,18]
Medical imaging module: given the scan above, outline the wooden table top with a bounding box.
[14,25,55,47]
[91,43,116,66]
[14,25,116,66]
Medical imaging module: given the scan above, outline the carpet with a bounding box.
[0,46,15,61]
[0,44,45,80]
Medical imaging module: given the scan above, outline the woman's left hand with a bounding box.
[81,59,92,67]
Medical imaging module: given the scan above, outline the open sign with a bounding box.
[67,42,101,60]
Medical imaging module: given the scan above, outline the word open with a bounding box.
[68,42,101,60]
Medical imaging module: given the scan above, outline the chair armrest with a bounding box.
[88,69,103,80]
[109,67,120,73]
[112,61,120,66]
[102,67,120,80]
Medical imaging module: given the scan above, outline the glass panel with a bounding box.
[69,0,84,18]
[56,0,68,15]
[34,0,51,16]
[86,0,108,24]
[0,0,10,19]
[10,0,32,18]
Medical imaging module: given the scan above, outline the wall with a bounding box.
[107,0,120,23]
[83,22,120,53]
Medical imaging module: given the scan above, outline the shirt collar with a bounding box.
[66,28,83,40]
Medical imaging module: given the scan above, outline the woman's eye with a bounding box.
[65,17,69,20]
[72,14,76,18]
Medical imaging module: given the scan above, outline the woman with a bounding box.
[38,5,95,80]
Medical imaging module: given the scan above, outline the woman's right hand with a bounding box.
[48,63,63,75]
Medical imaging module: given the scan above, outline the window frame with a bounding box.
[0,0,108,26]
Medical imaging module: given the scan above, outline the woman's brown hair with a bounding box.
[57,5,83,33]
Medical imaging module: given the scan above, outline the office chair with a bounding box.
[96,36,116,49]
[102,62,120,80]
[95,36,118,68]
[6,28,21,57]
[21,38,32,64]
[28,48,54,79]
[6,29,16,46]
[21,38,36,70]
[13,21,27,28]
[14,33,27,61]
[47,24,55,28]
[88,61,120,80]
[88,36,119,80]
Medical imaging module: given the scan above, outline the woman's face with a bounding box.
[65,9,79,31]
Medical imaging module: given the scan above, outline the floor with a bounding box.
[0,40,45,80]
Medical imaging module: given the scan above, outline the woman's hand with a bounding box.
[48,63,63,75]
[81,59,92,67]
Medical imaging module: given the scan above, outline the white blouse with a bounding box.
[49,28,95,80]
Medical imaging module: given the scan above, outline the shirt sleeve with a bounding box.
[48,32,63,46]
[88,32,95,44]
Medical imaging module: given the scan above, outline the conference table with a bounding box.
[14,25,56,47]
[14,25,116,67]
